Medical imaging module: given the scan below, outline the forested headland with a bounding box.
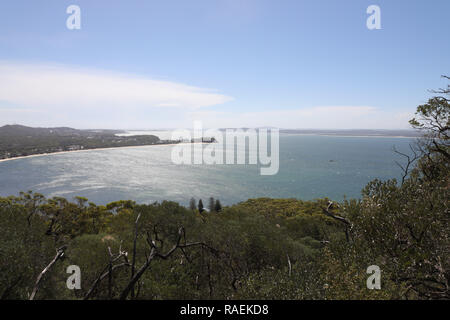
[0,80,448,300]
[0,125,161,160]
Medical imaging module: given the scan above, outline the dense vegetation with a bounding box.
[0,125,160,159]
[0,80,448,300]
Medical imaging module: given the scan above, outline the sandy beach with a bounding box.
[0,142,205,163]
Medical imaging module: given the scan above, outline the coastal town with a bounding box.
[0,124,216,160]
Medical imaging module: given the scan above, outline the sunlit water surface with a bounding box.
[0,134,415,206]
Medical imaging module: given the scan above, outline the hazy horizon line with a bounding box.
[0,123,419,132]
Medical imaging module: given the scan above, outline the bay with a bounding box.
[0,134,415,206]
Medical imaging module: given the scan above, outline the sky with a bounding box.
[0,0,449,130]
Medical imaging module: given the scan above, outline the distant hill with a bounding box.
[0,124,124,137]
[0,125,161,160]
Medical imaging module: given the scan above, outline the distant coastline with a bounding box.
[0,124,216,162]
[0,141,209,163]
[0,124,420,163]
[281,133,417,139]
[278,129,421,138]
[117,128,421,139]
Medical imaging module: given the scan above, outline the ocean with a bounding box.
[0,134,416,206]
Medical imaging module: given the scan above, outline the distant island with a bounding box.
[279,129,421,138]
[0,125,214,160]
[213,128,420,137]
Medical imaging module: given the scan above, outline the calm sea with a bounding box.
[0,134,415,206]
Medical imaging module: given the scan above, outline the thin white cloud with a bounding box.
[0,61,233,111]
[0,62,412,129]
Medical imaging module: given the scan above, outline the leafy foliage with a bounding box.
[0,79,448,300]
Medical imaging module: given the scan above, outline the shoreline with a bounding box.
[0,133,417,163]
[0,142,205,163]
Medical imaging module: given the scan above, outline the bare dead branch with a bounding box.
[130,212,141,299]
[287,254,292,277]
[119,247,156,300]
[322,201,350,226]
[321,201,352,242]
[393,144,420,184]
[84,246,129,300]
[119,226,215,300]
[29,245,66,300]
[84,262,130,300]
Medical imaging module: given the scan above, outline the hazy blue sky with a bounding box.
[0,0,449,129]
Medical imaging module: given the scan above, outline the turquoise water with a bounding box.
[0,134,415,205]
